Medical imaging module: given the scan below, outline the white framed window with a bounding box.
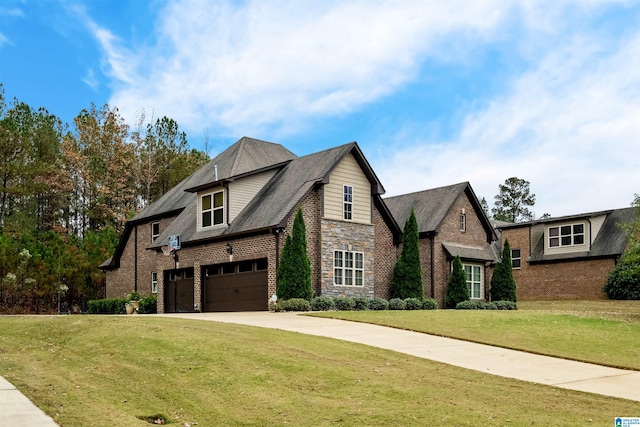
[463,264,483,299]
[459,214,466,232]
[151,272,158,293]
[511,249,521,269]
[343,185,353,220]
[201,190,224,228]
[549,223,585,247]
[334,250,364,286]
[151,222,160,242]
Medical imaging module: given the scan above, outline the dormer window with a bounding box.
[549,223,584,247]
[201,190,224,229]
[343,185,353,220]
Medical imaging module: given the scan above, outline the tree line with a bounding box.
[0,84,209,313]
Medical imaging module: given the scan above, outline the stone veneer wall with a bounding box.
[320,218,375,297]
[500,227,612,300]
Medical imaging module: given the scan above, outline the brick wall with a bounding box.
[373,205,399,298]
[501,227,612,300]
[429,193,494,307]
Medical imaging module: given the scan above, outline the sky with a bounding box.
[1,0,639,218]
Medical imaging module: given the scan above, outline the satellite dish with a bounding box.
[271,294,278,302]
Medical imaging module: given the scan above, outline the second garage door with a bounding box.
[203,259,268,312]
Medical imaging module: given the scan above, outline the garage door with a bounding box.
[203,259,268,312]
[165,268,195,313]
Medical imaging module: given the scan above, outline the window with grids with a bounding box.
[201,191,224,228]
[151,272,158,293]
[511,249,521,268]
[463,264,483,299]
[343,185,353,220]
[151,222,160,242]
[459,214,466,231]
[549,223,584,247]
[334,250,364,286]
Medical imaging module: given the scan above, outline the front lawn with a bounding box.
[310,300,640,370]
[0,315,638,426]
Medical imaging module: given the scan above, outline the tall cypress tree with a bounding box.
[276,207,312,301]
[445,256,469,308]
[390,209,423,299]
[490,239,517,302]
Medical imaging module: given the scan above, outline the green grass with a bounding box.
[310,300,640,370]
[0,315,638,426]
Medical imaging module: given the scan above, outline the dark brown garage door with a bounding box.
[203,259,268,312]
[165,268,195,313]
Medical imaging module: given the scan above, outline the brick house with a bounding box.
[101,137,402,312]
[384,182,499,307]
[495,208,636,300]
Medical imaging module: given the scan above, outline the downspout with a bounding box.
[134,226,138,292]
[586,218,592,251]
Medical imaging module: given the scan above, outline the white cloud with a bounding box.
[101,0,514,136]
[377,26,640,217]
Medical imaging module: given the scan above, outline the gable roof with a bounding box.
[148,141,398,248]
[101,137,296,270]
[384,182,497,242]
[496,207,637,263]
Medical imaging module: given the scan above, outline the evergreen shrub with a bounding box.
[86,298,126,314]
[388,298,406,310]
[138,295,158,314]
[310,296,335,311]
[445,256,469,308]
[421,298,438,310]
[404,297,422,310]
[333,296,356,311]
[276,298,311,312]
[353,296,370,310]
[369,297,389,311]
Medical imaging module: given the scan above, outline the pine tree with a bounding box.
[390,209,423,299]
[276,208,312,301]
[445,256,469,308]
[490,239,517,302]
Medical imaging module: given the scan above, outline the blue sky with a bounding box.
[1,0,639,217]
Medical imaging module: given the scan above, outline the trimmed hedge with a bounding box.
[388,298,406,310]
[421,298,438,310]
[456,300,517,310]
[272,298,311,312]
[138,295,158,314]
[86,298,127,314]
[369,297,389,311]
[353,296,370,311]
[310,296,335,311]
[333,296,356,311]
[404,297,423,310]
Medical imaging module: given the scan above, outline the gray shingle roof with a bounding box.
[442,243,497,262]
[132,137,296,223]
[384,182,496,242]
[149,141,392,249]
[520,207,637,262]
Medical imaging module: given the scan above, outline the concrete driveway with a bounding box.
[160,311,640,402]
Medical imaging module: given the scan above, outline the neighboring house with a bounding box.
[495,208,637,300]
[101,137,401,312]
[384,182,499,307]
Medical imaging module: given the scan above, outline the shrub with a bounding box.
[86,298,126,314]
[456,300,486,310]
[493,300,518,310]
[603,262,640,300]
[277,298,311,312]
[390,209,424,300]
[485,302,498,310]
[490,239,517,302]
[138,295,158,314]
[388,298,406,310]
[310,296,335,311]
[445,256,469,308]
[353,296,370,311]
[369,297,389,311]
[333,296,356,311]
[421,298,438,310]
[276,208,313,301]
[404,297,422,310]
